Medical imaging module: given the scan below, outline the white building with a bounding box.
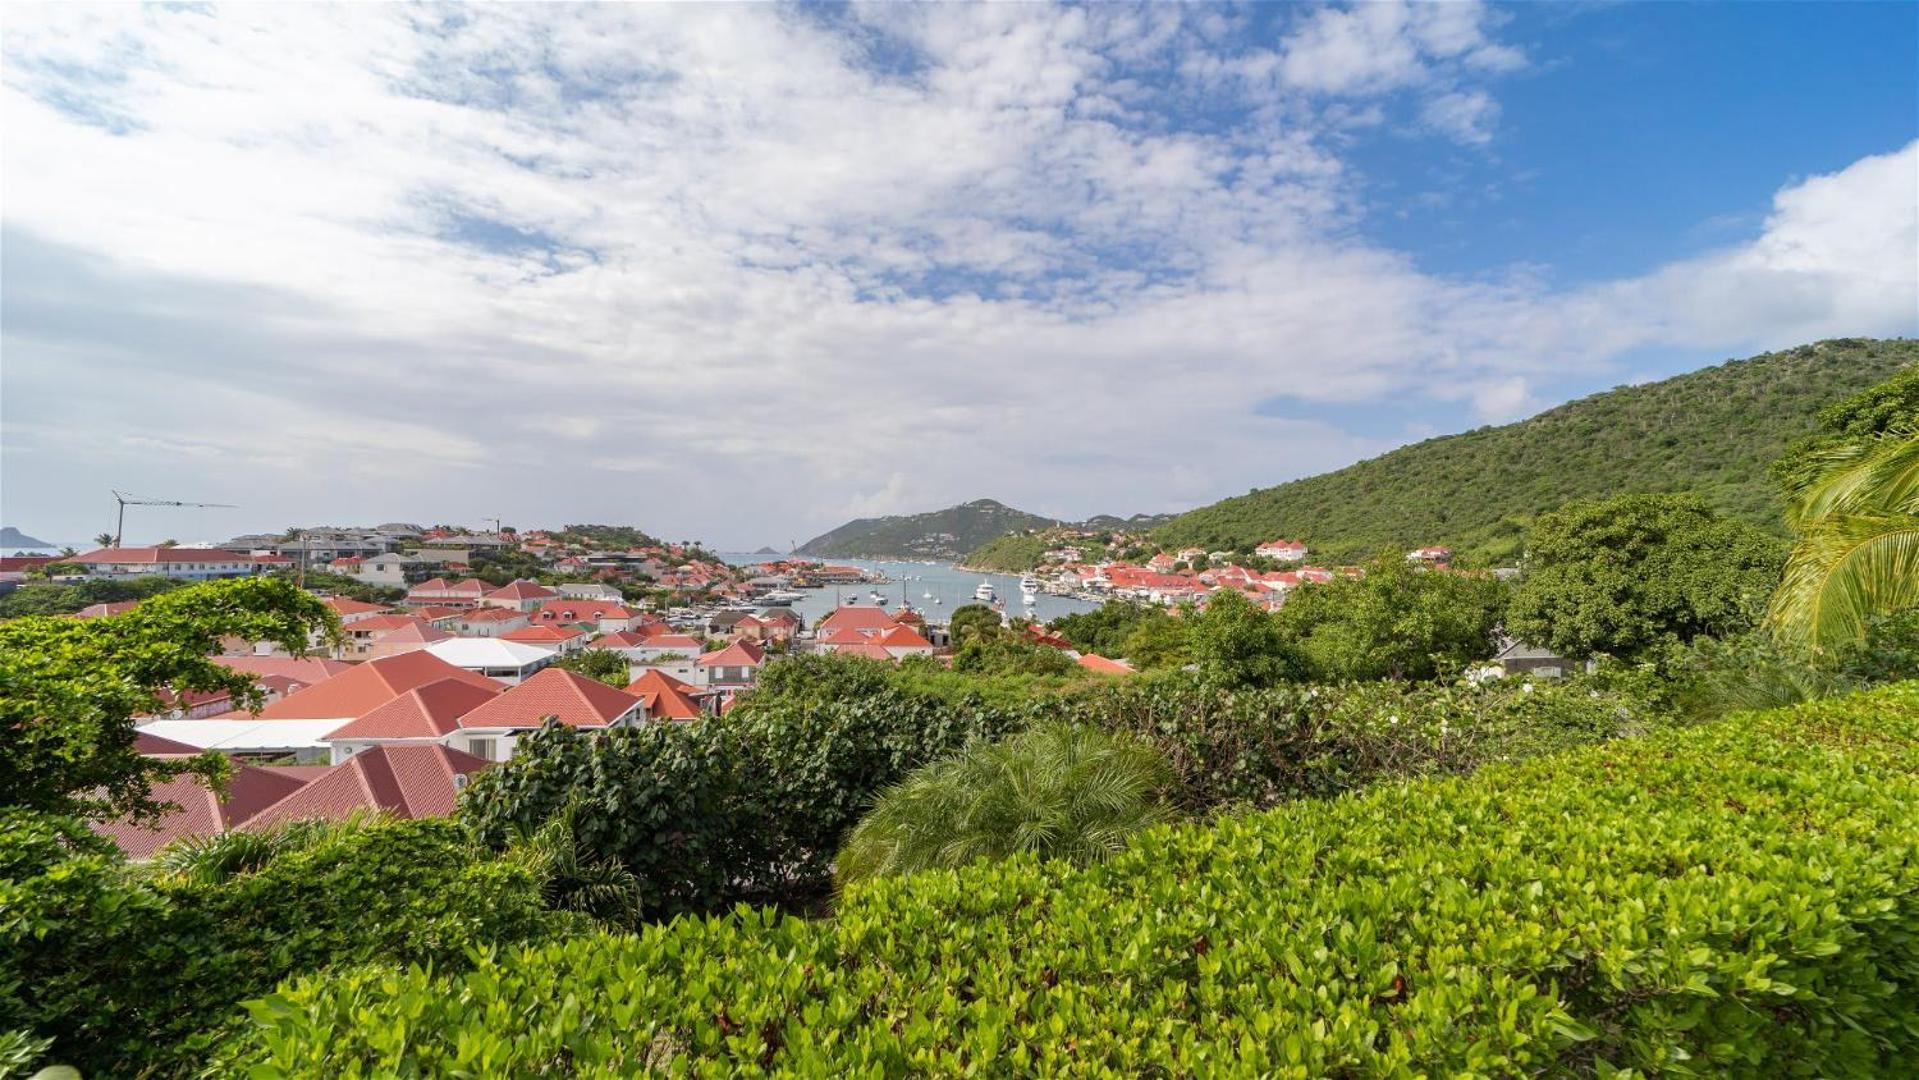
[425,638,559,684]
[67,547,263,581]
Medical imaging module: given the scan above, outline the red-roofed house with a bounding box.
[403,577,489,609]
[323,677,504,762]
[243,745,490,830]
[625,669,715,721]
[481,579,559,612]
[337,613,437,658]
[72,600,140,619]
[875,623,936,659]
[814,606,902,637]
[450,668,646,760]
[1255,540,1309,562]
[91,765,313,858]
[533,599,638,634]
[66,547,263,580]
[361,619,454,660]
[501,623,587,655]
[235,651,499,726]
[695,640,764,688]
[448,606,530,637]
[322,596,388,623]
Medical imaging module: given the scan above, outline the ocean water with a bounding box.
[719,556,1101,626]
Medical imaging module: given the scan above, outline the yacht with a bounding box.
[1019,575,1039,605]
[868,590,887,606]
[973,579,996,603]
[760,589,805,605]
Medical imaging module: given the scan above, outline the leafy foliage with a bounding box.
[1157,339,1917,563]
[0,573,189,618]
[1274,556,1508,680]
[0,577,337,820]
[269,569,403,604]
[0,813,557,1079]
[949,633,1077,677]
[1050,600,1165,656]
[837,725,1175,886]
[1508,493,1786,660]
[1184,589,1295,687]
[551,647,631,687]
[1768,427,1919,647]
[946,602,1001,643]
[236,685,1919,1076]
[460,691,1035,917]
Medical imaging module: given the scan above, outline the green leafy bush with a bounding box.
[0,813,555,1078]
[837,725,1174,886]
[236,684,1919,1076]
[462,691,1033,916]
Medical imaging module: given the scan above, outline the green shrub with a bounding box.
[0,814,555,1078]
[235,684,1919,1076]
[837,725,1175,886]
[462,692,1033,917]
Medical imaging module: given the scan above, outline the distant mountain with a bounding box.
[0,527,54,549]
[1155,338,1919,564]
[752,546,781,555]
[797,499,1060,560]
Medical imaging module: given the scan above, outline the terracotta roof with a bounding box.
[211,655,353,684]
[626,669,706,720]
[92,765,311,858]
[501,624,586,644]
[244,652,499,720]
[409,605,466,622]
[832,641,896,661]
[636,632,703,650]
[69,546,252,565]
[819,627,872,645]
[1077,654,1136,675]
[696,640,765,667]
[344,614,432,636]
[877,624,933,648]
[457,607,526,623]
[243,745,489,830]
[323,596,387,617]
[326,677,502,741]
[535,600,635,623]
[456,667,643,731]
[136,731,210,756]
[593,629,650,648]
[816,607,901,634]
[373,621,454,645]
[485,579,558,601]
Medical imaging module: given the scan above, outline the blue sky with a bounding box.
[2,2,1914,549]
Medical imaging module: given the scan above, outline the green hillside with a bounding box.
[1156,338,1918,564]
[797,499,1062,560]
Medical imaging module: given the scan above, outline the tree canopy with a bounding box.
[1507,494,1786,660]
[1274,556,1508,681]
[0,577,337,820]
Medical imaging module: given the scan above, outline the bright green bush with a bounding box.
[238,685,1919,1076]
[0,814,556,1078]
[836,725,1175,886]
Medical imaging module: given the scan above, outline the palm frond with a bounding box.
[1789,427,1919,525]
[1768,513,1919,647]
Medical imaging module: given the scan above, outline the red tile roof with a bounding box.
[876,624,933,648]
[457,607,526,623]
[535,600,635,624]
[625,669,706,721]
[325,677,502,741]
[815,607,901,634]
[211,655,353,684]
[72,600,140,618]
[244,652,499,720]
[373,621,453,645]
[243,745,489,829]
[456,667,643,731]
[501,624,585,644]
[696,640,765,667]
[636,632,703,650]
[485,579,558,601]
[1077,654,1136,675]
[69,546,253,565]
[593,629,650,648]
[323,596,388,617]
[345,614,433,636]
[92,765,311,858]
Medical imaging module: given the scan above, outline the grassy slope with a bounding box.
[1156,338,1918,563]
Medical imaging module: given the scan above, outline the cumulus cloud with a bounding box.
[0,4,1912,546]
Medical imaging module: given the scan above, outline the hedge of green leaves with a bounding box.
[0,814,558,1078]
[241,683,1919,1076]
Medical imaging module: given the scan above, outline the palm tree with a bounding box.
[93,532,115,549]
[1768,427,1919,648]
[836,725,1176,889]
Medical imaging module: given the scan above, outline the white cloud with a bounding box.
[0,4,1912,547]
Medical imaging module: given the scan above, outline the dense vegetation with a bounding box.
[0,572,189,618]
[797,498,1064,559]
[1156,338,1917,563]
[963,529,1106,571]
[237,685,1919,1075]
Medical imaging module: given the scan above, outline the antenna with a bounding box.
[111,490,238,548]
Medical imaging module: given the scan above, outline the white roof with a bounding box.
[426,637,557,669]
[137,718,347,752]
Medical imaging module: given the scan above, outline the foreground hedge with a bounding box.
[1,816,556,1078]
[242,684,1919,1076]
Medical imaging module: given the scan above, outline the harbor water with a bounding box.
[720,556,1101,626]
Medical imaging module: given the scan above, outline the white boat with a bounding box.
[933,596,943,605]
[922,590,933,599]
[973,580,996,603]
[1019,575,1039,605]
[869,590,886,606]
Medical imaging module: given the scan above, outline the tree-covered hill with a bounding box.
[797,499,1062,560]
[1155,338,1918,564]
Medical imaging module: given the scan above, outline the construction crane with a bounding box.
[111,490,237,548]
